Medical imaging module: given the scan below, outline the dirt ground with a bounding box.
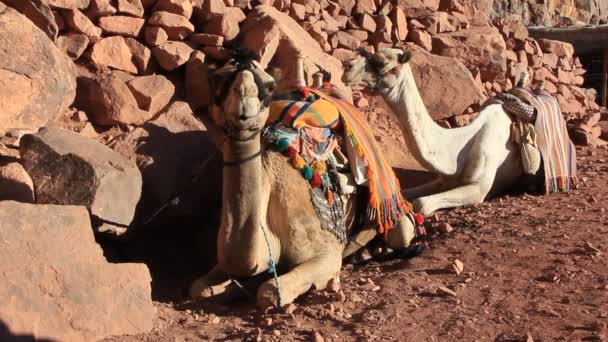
[102,102,608,342]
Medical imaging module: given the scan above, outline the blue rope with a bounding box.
[260,224,282,307]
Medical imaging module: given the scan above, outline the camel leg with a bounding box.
[413,152,497,215]
[190,265,245,302]
[402,177,446,200]
[385,214,416,249]
[256,252,342,309]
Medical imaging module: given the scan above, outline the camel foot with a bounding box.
[412,197,434,215]
[256,279,287,309]
[190,266,243,303]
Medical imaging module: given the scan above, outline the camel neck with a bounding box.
[382,64,449,174]
[217,135,267,273]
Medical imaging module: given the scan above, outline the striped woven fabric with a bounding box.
[524,90,578,193]
[309,86,413,234]
[268,99,341,129]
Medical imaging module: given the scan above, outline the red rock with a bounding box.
[408,19,425,30]
[90,36,138,73]
[148,11,194,40]
[438,0,464,13]
[330,31,360,50]
[409,46,485,120]
[407,29,432,51]
[542,53,558,69]
[185,51,212,110]
[98,15,145,37]
[20,127,143,234]
[154,0,193,19]
[335,14,348,28]
[2,0,58,40]
[355,96,369,108]
[240,5,347,94]
[353,0,376,14]
[541,67,559,83]
[85,0,116,18]
[321,11,340,33]
[347,29,368,41]
[390,6,408,41]
[0,6,76,135]
[432,26,506,82]
[0,201,154,340]
[326,1,340,16]
[75,71,153,125]
[117,0,144,17]
[538,39,574,58]
[529,55,543,68]
[201,0,226,19]
[505,50,517,62]
[127,75,174,114]
[205,10,240,41]
[332,48,357,61]
[570,86,587,101]
[63,9,101,40]
[544,80,558,93]
[573,76,584,86]
[56,33,89,59]
[0,161,34,203]
[144,26,168,46]
[335,0,355,15]
[396,0,440,18]
[419,11,456,34]
[289,2,306,21]
[201,45,230,61]
[225,6,246,22]
[504,21,528,41]
[189,33,224,46]
[557,69,573,84]
[374,14,393,34]
[152,41,194,71]
[125,38,154,74]
[47,0,90,9]
[358,13,376,32]
[517,50,528,67]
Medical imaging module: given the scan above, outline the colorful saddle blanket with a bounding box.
[489,87,578,193]
[267,85,413,234]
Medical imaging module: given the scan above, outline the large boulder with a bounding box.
[239,5,349,97]
[0,201,153,341]
[110,101,222,221]
[74,70,154,126]
[1,0,58,40]
[432,26,507,83]
[19,127,142,235]
[0,5,76,135]
[408,46,485,120]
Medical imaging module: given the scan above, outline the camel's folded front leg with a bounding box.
[256,251,342,309]
[401,177,446,201]
[190,265,244,303]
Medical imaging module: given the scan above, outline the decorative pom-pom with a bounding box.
[276,139,290,152]
[301,165,314,180]
[292,154,306,169]
[310,172,322,187]
[311,161,327,174]
[414,214,425,225]
[286,146,298,158]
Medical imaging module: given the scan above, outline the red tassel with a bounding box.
[327,190,334,205]
[310,172,322,188]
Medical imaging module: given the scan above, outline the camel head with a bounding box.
[342,48,412,91]
[210,49,276,139]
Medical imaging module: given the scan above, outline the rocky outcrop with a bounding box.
[491,0,608,26]
[0,201,154,341]
[0,6,76,136]
[19,127,142,235]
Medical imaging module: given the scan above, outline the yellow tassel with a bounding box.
[311,161,327,174]
[292,154,306,169]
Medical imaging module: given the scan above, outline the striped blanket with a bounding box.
[268,99,341,129]
[528,92,578,192]
[309,86,413,234]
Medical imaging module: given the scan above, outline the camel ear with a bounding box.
[398,51,412,64]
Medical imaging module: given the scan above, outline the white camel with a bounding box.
[342,48,527,215]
